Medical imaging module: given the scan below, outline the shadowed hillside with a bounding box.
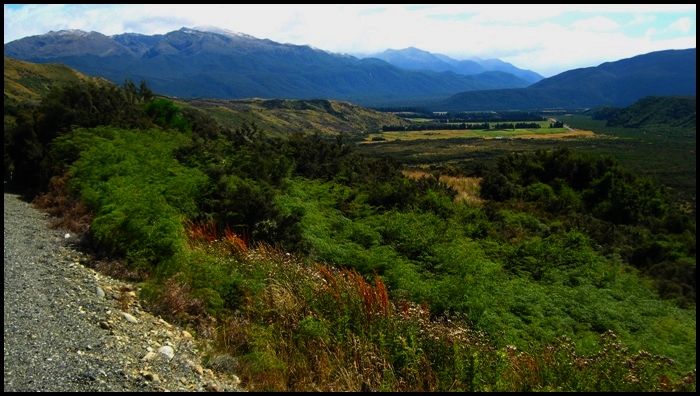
[178,97,411,138]
[605,96,696,130]
[432,48,696,111]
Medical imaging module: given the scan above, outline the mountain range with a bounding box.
[435,48,696,111]
[367,47,544,85]
[3,26,696,111]
[3,26,536,107]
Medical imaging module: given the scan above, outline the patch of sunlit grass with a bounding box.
[403,170,483,205]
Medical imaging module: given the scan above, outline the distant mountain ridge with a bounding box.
[3,27,536,107]
[366,47,544,85]
[5,28,694,111]
[432,48,696,111]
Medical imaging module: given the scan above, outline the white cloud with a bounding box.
[571,16,620,32]
[644,27,660,40]
[668,17,693,34]
[628,14,656,26]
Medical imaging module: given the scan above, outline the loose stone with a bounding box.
[121,312,138,324]
[158,345,175,360]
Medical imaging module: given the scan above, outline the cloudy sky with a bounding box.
[4,4,696,77]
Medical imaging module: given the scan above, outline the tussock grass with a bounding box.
[170,236,696,392]
[403,170,483,205]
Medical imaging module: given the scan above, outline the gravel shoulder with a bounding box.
[4,192,243,392]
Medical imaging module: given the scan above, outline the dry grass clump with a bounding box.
[439,175,483,205]
[143,277,217,339]
[402,170,483,205]
[193,241,696,392]
[32,174,93,234]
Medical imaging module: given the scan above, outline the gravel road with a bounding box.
[4,192,243,392]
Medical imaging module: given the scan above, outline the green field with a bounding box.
[363,126,574,143]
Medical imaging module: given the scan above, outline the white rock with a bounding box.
[121,312,138,323]
[158,345,175,360]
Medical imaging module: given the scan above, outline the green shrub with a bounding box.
[65,127,206,271]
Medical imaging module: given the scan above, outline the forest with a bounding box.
[3,78,696,392]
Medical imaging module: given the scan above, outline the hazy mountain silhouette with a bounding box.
[367,47,544,84]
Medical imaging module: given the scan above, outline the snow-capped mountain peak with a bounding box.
[190,25,255,40]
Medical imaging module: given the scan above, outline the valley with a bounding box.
[2,48,696,392]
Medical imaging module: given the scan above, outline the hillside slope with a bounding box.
[4,57,98,111]
[4,56,409,139]
[606,96,696,130]
[433,48,696,111]
[179,97,410,137]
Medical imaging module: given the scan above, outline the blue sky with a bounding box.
[4,4,696,77]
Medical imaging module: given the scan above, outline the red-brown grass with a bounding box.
[186,219,248,255]
[316,264,391,320]
[32,174,93,234]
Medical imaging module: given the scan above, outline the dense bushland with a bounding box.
[477,147,695,306]
[587,96,696,131]
[5,80,695,391]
